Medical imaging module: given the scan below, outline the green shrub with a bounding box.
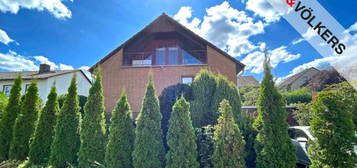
[49,75,81,168]
[165,97,199,168]
[9,81,40,160]
[132,74,165,168]
[292,103,312,126]
[0,76,22,161]
[254,56,296,168]
[0,92,7,120]
[29,85,59,164]
[239,86,260,106]
[195,125,214,168]
[212,100,246,168]
[105,90,135,168]
[78,74,107,168]
[281,87,312,105]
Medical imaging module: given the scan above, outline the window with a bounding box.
[181,76,193,84]
[3,85,12,97]
[156,48,165,65]
[168,47,179,65]
[183,50,202,64]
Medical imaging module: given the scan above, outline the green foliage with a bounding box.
[239,115,257,168]
[9,81,40,160]
[292,103,312,126]
[78,74,107,168]
[309,90,356,168]
[0,76,22,161]
[254,57,296,168]
[105,90,135,168]
[190,69,217,127]
[195,125,214,168]
[58,94,87,116]
[132,74,165,168]
[281,87,312,105]
[165,97,199,168]
[29,85,59,164]
[212,100,246,168]
[239,86,260,106]
[49,75,81,168]
[159,83,192,149]
[0,92,7,120]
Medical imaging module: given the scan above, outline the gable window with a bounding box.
[168,47,179,65]
[181,76,193,84]
[3,85,12,97]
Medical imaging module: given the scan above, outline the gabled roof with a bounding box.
[237,76,259,87]
[278,67,319,88]
[0,70,92,83]
[90,13,245,73]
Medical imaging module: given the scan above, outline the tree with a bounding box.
[212,100,246,168]
[49,75,81,168]
[195,125,214,168]
[309,90,356,168]
[9,81,40,160]
[239,86,259,106]
[0,75,22,161]
[0,92,7,120]
[29,85,59,164]
[132,74,165,168]
[78,74,107,168]
[166,97,199,168]
[191,69,217,127]
[159,83,192,149]
[105,90,135,168]
[254,56,296,168]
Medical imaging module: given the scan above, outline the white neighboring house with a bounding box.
[0,64,92,101]
[278,67,320,92]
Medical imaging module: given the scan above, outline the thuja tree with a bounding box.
[191,69,217,127]
[49,75,81,168]
[105,90,135,168]
[166,97,199,168]
[195,125,214,168]
[29,85,59,164]
[132,74,165,168]
[0,92,7,120]
[212,100,246,168]
[254,56,296,168]
[309,90,356,168]
[9,81,40,160]
[78,74,107,168]
[0,75,22,161]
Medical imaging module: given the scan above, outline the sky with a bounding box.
[0,0,356,82]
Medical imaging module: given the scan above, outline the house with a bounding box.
[0,64,92,101]
[90,13,245,116]
[278,67,320,92]
[237,76,259,87]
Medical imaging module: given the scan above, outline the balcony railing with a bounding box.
[123,50,207,66]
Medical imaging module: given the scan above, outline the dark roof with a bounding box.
[90,13,245,73]
[278,67,319,88]
[237,76,259,87]
[0,70,92,83]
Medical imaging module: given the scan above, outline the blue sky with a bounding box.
[0,0,356,81]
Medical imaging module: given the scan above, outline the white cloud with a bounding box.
[59,64,73,70]
[79,66,90,70]
[174,1,265,56]
[0,28,16,45]
[292,28,317,45]
[34,56,58,70]
[0,50,38,71]
[242,46,300,73]
[245,0,281,23]
[0,0,72,19]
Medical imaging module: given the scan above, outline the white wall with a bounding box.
[0,71,91,103]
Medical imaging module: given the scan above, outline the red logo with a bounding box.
[286,0,295,7]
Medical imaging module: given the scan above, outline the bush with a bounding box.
[159,83,192,149]
[239,86,260,106]
[281,87,312,105]
[132,74,165,168]
[165,97,199,168]
[29,85,59,164]
[49,75,81,168]
[195,125,214,168]
[292,103,312,126]
[9,81,40,160]
[0,76,22,161]
[78,74,107,168]
[105,90,135,168]
[309,90,356,168]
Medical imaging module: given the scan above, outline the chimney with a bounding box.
[39,64,51,74]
